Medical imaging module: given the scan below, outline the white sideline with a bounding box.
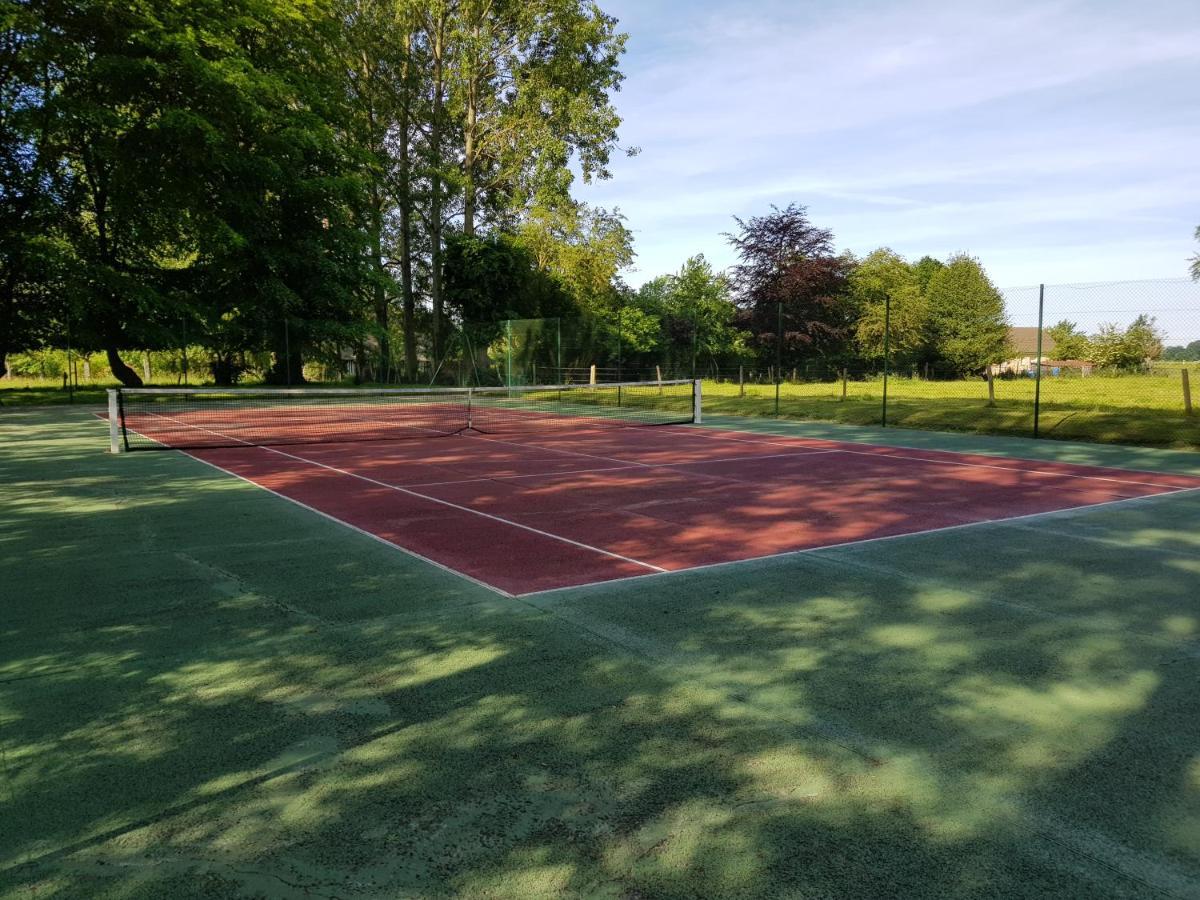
[131,410,667,576]
[518,484,1200,598]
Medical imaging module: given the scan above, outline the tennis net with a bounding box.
[107,380,700,452]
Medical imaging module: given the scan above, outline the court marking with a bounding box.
[518,484,1200,598]
[108,410,1200,595]
[135,410,667,575]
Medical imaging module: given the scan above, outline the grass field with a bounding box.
[704,371,1200,449]
[3,405,1200,898]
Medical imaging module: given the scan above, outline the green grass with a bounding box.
[3,407,1200,897]
[703,371,1200,450]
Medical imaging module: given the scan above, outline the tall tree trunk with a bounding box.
[105,346,143,387]
[0,271,13,380]
[463,76,477,238]
[428,19,446,372]
[370,188,390,381]
[398,118,417,382]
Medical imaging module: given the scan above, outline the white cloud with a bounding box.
[578,0,1200,290]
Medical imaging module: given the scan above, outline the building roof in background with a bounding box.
[1008,327,1056,355]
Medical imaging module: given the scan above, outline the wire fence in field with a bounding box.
[3,277,1198,448]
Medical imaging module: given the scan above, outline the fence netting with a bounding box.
[4,278,1198,449]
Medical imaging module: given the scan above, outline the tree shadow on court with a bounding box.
[3,408,1200,898]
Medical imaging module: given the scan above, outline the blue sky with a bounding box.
[575,0,1200,305]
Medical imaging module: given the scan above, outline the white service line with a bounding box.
[518,484,1200,598]
[686,425,1197,490]
[136,411,666,574]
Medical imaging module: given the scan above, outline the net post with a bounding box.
[692,379,703,424]
[107,389,124,454]
[1182,368,1192,416]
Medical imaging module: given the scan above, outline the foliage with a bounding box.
[1191,225,1200,282]
[1087,315,1166,371]
[1162,340,1200,361]
[850,249,926,362]
[1045,320,1091,360]
[725,204,856,366]
[912,256,945,295]
[924,254,1010,374]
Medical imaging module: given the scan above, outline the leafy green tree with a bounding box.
[1162,340,1200,361]
[924,254,1010,374]
[850,248,926,363]
[1045,320,1091,360]
[635,255,745,375]
[725,204,856,370]
[912,255,945,295]
[1087,318,1164,371]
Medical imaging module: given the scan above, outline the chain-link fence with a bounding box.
[696,278,1200,449]
[4,277,1198,449]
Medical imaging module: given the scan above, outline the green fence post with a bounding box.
[1033,284,1044,438]
[881,294,891,427]
[505,319,513,387]
[774,301,782,416]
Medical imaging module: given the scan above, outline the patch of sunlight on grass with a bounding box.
[609,800,761,890]
[717,593,866,631]
[154,659,304,703]
[868,623,974,669]
[1126,528,1200,549]
[1168,559,1200,577]
[859,755,1021,840]
[738,746,836,802]
[1160,615,1196,638]
[950,671,1158,770]
[372,644,508,690]
[913,589,977,614]
[457,853,577,897]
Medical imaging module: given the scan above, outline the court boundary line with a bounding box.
[176,450,516,597]
[517,485,1200,598]
[106,412,1200,596]
[132,410,668,577]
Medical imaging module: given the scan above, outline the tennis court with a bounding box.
[107,382,1200,595]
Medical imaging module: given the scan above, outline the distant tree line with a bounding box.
[3,2,1195,386]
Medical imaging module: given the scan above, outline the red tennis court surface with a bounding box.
[160,424,1200,596]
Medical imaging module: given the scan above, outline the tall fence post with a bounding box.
[1033,284,1045,438]
[775,301,782,416]
[841,368,848,401]
[505,319,513,387]
[881,294,891,427]
[739,364,744,398]
[1183,368,1193,416]
[987,367,995,405]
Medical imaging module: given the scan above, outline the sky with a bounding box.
[574,0,1200,323]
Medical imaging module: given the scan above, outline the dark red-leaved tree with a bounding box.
[725,204,856,371]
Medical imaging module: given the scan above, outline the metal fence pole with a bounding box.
[1033,284,1044,438]
[775,301,782,416]
[881,294,891,427]
[505,319,513,387]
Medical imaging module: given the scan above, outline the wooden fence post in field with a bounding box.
[987,367,995,405]
[841,368,848,400]
[739,365,744,397]
[1183,368,1193,416]
[655,364,663,393]
[142,353,151,383]
[589,364,596,385]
